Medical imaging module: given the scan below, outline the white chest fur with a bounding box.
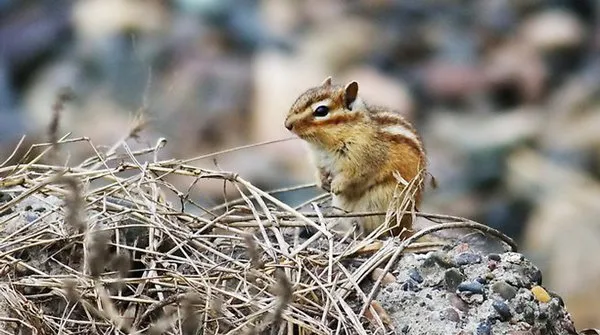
[309,144,338,174]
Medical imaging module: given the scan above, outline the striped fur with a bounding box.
[285,78,426,236]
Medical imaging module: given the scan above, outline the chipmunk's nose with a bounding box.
[284,118,294,130]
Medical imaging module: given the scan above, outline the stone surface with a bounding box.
[375,245,577,334]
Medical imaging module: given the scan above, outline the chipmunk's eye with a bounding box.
[313,105,329,117]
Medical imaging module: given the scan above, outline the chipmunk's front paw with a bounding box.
[330,177,347,195]
[318,168,333,192]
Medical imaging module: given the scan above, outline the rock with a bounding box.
[401,278,420,292]
[504,253,525,264]
[491,281,517,301]
[520,9,585,52]
[530,268,542,285]
[548,290,565,307]
[457,281,485,295]
[73,0,166,39]
[492,300,512,321]
[523,306,535,325]
[372,267,397,286]
[376,244,577,334]
[459,291,485,305]
[260,0,301,39]
[444,307,461,323]
[431,252,457,269]
[455,252,483,266]
[364,300,392,327]
[449,293,470,312]
[511,149,600,328]
[340,66,414,119]
[408,268,424,284]
[423,61,482,102]
[476,320,492,335]
[426,109,543,154]
[483,41,546,104]
[445,268,466,292]
[531,286,551,303]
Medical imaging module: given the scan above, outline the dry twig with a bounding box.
[0,135,516,334]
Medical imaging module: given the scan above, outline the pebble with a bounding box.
[514,304,523,313]
[455,243,471,253]
[488,254,501,262]
[523,306,535,325]
[23,212,38,223]
[401,278,419,292]
[476,320,492,335]
[457,281,485,295]
[531,285,551,303]
[506,277,525,288]
[449,293,470,312]
[0,207,13,215]
[505,253,524,264]
[520,290,534,303]
[455,252,482,266]
[0,191,10,202]
[459,291,485,304]
[530,268,542,285]
[445,268,466,291]
[492,300,512,321]
[373,244,575,333]
[401,325,410,333]
[444,307,461,322]
[408,268,424,283]
[430,252,457,268]
[549,291,565,307]
[491,281,517,300]
[372,267,396,285]
[483,272,495,281]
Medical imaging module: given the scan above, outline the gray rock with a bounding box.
[476,320,492,335]
[457,281,485,295]
[492,300,512,321]
[491,281,517,300]
[375,244,577,334]
[444,307,461,323]
[449,293,470,312]
[455,252,483,266]
[408,268,424,283]
[445,268,466,291]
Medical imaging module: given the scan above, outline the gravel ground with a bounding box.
[376,244,577,335]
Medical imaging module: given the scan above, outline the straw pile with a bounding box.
[0,131,516,335]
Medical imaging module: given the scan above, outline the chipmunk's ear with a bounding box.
[344,81,359,110]
[321,76,332,87]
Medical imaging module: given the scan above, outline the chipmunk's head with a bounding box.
[284,77,368,143]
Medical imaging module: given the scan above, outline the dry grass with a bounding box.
[0,133,516,334]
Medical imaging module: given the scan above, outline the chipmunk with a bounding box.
[284,77,427,236]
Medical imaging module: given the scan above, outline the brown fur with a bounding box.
[284,78,427,236]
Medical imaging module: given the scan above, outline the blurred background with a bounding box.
[1,0,599,328]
